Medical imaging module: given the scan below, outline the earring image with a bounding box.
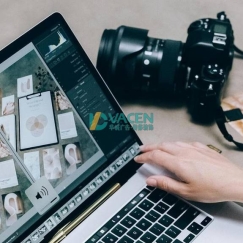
[64,143,82,175]
[4,192,24,226]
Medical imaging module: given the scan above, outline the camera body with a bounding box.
[97,12,235,121]
[184,12,234,119]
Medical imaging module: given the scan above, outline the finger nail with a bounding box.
[146,178,157,187]
[134,156,139,162]
[139,145,145,151]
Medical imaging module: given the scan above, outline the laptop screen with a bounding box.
[0,14,141,243]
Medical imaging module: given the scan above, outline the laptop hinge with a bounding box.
[49,183,121,243]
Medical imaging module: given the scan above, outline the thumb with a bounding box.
[146,175,187,195]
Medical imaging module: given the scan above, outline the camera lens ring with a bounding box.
[158,40,184,94]
[97,29,117,83]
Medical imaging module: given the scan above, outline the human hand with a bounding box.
[134,142,243,203]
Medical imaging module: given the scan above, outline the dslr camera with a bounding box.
[97,12,234,121]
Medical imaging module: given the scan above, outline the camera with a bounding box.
[97,12,234,121]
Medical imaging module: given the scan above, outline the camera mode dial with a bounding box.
[203,64,224,80]
[187,18,210,33]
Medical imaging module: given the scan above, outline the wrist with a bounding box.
[227,169,243,203]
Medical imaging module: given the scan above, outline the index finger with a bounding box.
[134,149,179,174]
[140,142,187,156]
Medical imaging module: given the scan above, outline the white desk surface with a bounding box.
[0,0,243,242]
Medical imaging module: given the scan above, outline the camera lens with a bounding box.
[97,26,186,97]
[97,29,119,85]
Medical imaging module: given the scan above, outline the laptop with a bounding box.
[0,13,242,243]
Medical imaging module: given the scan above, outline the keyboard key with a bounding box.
[184,233,195,243]
[126,189,150,212]
[97,226,109,237]
[158,215,174,227]
[121,216,136,228]
[102,233,118,243]
[86,234,99,243]
[111,224,127,237]
[149,223,165,236]
[140,232,156,243]
[109,211,127,226]
[165,226,181,239]
[173,240,183,243]
[138,199,154,211]
[145,210,160,222]
[162,194,178,206]
[121,202,137,216]
[174,207,200,230]
[136,241,143,243]
[104,219,117,229]
[187,222,203,234]
[136,218,152,231]
[154,202,169,214]
[147,189,167,203]
[157,234,173,243]
[130,208,145,220]
[201,216,212,226]
[127,227,143,240]
[167,201,189,219]
[136,189,150,199]
[118,235,134,243]
[146,186,155,191]
[114,189,150,223]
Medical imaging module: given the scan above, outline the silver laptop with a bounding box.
[0,13,242,243]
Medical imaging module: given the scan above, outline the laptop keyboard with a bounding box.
[85,186,213,243]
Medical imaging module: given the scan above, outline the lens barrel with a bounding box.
[97,29,118,85]
[97,26,186,97]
